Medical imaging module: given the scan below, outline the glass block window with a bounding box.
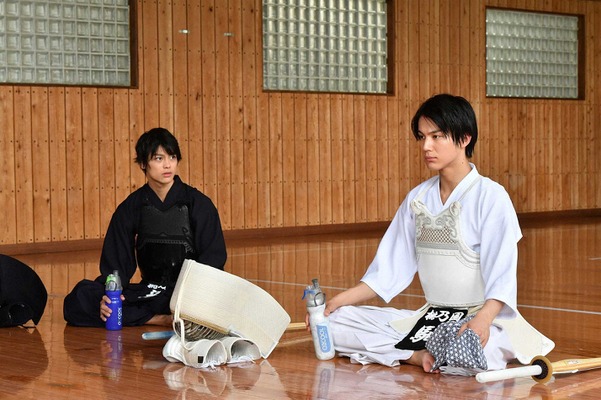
[486,8,581,99]
[262,0,389,94]
[0,0,132,86]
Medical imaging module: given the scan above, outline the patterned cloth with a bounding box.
[425,315,488,372]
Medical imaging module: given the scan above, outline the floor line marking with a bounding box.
[249,279,601,316]
[518,304,601,316]
[249,279,430,299]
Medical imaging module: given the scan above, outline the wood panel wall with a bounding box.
[0,0,600,248]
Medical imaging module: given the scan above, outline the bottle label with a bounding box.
[106,291,123,330]
[316,324,332,353]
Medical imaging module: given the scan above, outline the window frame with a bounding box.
[0,0,138,88]
[261,0,394,95]
[485,7,585,100]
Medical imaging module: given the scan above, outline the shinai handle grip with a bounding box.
[142,321,306,340]
[476,365,542,383]
[476,356,601,383]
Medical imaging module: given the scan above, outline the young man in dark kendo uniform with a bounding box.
[63,128,227,327]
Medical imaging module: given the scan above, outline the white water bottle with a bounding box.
[303,279,335,360]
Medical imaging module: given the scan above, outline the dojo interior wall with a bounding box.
[1,0,600,249]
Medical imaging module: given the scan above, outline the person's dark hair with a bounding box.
[411,94,478,158]
[135,127,182,169]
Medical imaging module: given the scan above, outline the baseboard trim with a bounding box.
[0,222,390,256]
[1,209,599,256]
[518,208,601,226]
[0,238,104,257]
[224,221,390,245]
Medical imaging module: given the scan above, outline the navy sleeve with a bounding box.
[189,191,227,270]
[95,198,138,287]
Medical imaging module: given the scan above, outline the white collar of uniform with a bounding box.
[432,163,480,205]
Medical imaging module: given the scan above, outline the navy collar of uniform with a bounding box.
[142,175,186,210]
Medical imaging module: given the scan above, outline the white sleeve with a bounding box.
[360,197,418,303]
[478,185,522,319]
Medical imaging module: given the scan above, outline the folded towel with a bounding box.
[425,315,487,373]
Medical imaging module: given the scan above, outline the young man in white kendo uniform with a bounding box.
[315,94,554,374]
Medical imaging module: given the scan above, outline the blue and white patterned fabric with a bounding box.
[426,315,488,372]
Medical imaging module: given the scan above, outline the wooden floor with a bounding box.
[3,216,601,399]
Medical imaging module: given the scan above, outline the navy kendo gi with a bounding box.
[63,176,227,326]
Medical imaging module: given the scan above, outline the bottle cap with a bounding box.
[302,278,325,307]
[105,270,122,291]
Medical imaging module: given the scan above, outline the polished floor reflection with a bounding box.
[2,216,601,399]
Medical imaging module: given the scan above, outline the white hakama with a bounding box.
[329,305,515,370]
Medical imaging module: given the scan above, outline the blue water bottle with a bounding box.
[105,270,123,331]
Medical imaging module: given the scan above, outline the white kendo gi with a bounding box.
[329,165,554,370]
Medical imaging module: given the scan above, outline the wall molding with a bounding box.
[1,209,600,257]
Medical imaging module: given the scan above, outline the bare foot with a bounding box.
[406,350,440,373]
